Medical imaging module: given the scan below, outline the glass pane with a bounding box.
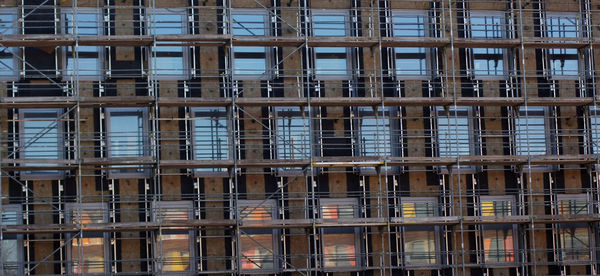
[515,108,546,155]
[65,12,99,36]
[70,209,105,225]
[2,240,18,275]
[322,233,356,267]
[481,200,512,216]
[315,47,348,76]
[549,48,578,76]
[560,227,590,261]
[232,14,266,36]
[547,16,579,38]
[276,107,310,159]
[0,10,17,78]
[22,110,62,175]
[558,199,588,215]
[359,108,391,157]
[240,205,273,221]
[109,110,145,157]
[157,233,191,272]
[404,230,436,265]
[313,15,346,36]
[473,48,504,76]
[240,234,274,270]
[392,14,426,37]
[483,229,514,263]
[395,47,427,76]
[590,108,600,154]
[149,13,184,35]
[156,208,189,222]
[322,204,354,220]
[233,46,267,75]
[71,237,105,274]
[471,14,504,38]
[194,107,228,173]
[437,107,470,157]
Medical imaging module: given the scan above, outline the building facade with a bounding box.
[1,0,600,275]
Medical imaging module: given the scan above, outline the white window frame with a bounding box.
[319,197,361,271]
[555,194,593,263]
[237,200,280,273]
[478,195,518,265]
[64,202,110,275]
[147,8,190,80]
[399,197,440,267]
[2,204,24,276]
[230,9,272,80]
[61,8,104,81]
[105,107,151,179]
[391,10,432,80]
[468,11,508,80]
[311,10,352,80]
[190,107,230,177]
[18,108,65,180]
[544,12,581,79]
[152,200,196,274]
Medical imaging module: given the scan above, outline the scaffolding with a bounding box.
[1,0,600,275]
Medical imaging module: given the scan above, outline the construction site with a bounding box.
[1,0,600,275]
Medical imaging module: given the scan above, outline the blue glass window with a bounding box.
[231,11,269,78]
[312,12,350,79]
[63,9,103,80]
[589,107,600,154]
[192,107,228,174]
[392,11,430,78]
[0,9,18,80]
[436,107,471,157]
[2,205,23,275]
[148,10,188,78]
[275,107,309,159]
[20,109,64,179]
[106,107,150,177]
[514,107,547,155]
[546,14,580,77]
[358,107,392,157]
[470,12,505,78]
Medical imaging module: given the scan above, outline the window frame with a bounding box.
[2,204,24,276]
[399,197,440,267]
[318,197,361,271]
[434,106,474,158]
[18,108,65,180]
[544,12,581,79]
[555,194,593,263]
[61,8,104,81]
[152,200,197,274]
[513,106,551,156]
[468,10,508,80]
[0,8,19,81]
[355,106,397,158]
[273,106,311,175]
[478,195,518,265]
[390,9,432,80]
[311,10,353,80]
[230,9,272,80]
[147,8,191,80]
[237,200,280,273]
[64,202,110,275]
[105,107,151,179]
[190,107,230,177]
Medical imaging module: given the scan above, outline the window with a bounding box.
[469,11,506,78]
[436,106,471,157]
[153,201,196,272]
[557,194,591,262]
[0,8,19,80]
[231,10,270,79]
[312,11,351,79]
[357,107,393,157]
[148,9,189,79]
[545,13,580,77]
[590,107,600,154]
[65,203,109,274]
[514,106,548,155]
[106,107,150,178]
[479,196,516,264]
[62,8,103,80]
[391,10,431,78]
[2,205,23,275]
[19,109,64,180]
[400,198,438,266]
[274,107,310,160]
[320,198,360,269]
[191,107,228,175]
[238,200,279,272]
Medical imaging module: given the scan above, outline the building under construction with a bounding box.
[1,0,600,275]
